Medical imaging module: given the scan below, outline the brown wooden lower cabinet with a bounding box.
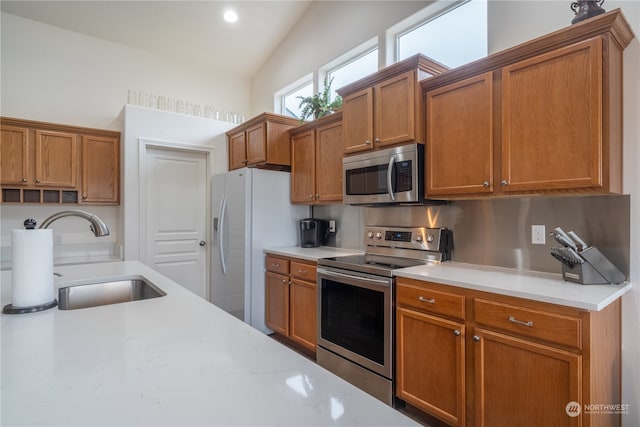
[265,255,317,355]
[395,277,621,427]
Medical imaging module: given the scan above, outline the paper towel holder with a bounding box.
[3,220,58,315]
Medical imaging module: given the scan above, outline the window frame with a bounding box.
[319,37,379,100]
[275,73,314,119]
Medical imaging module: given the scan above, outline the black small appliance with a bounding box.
[300,218,330,248]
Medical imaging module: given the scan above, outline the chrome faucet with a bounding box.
[37,210,110,237]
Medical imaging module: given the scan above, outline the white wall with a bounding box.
[0,12,250,131]
[253,1,640,424]
[250,0,430,115]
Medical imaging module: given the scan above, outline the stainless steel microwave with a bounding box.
[343,144,424,205]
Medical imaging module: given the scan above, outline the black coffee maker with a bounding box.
[300,218,330,248]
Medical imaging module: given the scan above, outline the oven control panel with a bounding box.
[364,226,447,252]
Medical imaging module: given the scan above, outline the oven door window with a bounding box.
[320,278,385,365]
[345,160,412,196]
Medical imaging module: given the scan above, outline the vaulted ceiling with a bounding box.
[1,1,313,78]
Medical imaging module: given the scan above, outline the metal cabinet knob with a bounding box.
[315,194,319,199]
[22,178,27,183]
[483,181,490,188]
[374,138,380,143]
[501,180,508,186]
[35,179,41,184]
[453,330,461,336]
[365,140,371,145]
[82,195,88,200]
[473,335,480,342]
[199,240,206,247]
[308,194,314,199]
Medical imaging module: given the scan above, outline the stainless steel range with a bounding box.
[316,226,451,405]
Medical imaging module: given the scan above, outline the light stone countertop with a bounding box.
[264,246,363,261]
[0,261,418,427]
[265,246,631,311]
[394,261,631,311]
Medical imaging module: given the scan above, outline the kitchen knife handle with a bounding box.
[567,231,588,251]
[552,227,578,251]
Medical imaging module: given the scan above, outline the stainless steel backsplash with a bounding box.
[315,195,630,277]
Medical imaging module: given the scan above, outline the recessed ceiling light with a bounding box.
[224,9,238,23]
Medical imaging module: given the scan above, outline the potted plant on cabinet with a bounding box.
[297,76,343,122]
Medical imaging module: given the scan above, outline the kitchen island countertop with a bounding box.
[0,261,418,426]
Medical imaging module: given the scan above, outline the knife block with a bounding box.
[561,247,625,285]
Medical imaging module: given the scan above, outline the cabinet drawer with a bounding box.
[290,261,317,282]
[474,299,582,349]
[397,282,465,320]
[265,255,289,274]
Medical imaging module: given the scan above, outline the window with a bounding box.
[281,81,313,120]
[397,0,487,69]
[326,48,378,100]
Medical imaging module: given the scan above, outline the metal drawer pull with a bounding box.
[298,270,307,274]
[272,263,280,267]
[509,316,534,327]
[418,296,435,304]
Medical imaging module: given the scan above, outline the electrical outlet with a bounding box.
[531,225,545,244]
[329,220,336,233]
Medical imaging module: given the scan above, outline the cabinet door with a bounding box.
[315,120,343,203]
[81,135,119,203]
[396,307,465,426]
[34,130,78,188]
[473,328,581,427]
[246,122,267,165]
[501,37,602,192]
[1,125,30,185]
[265,271,289,336]
[343,87,374,154]
[375,71,415,147]
[289,278,317,352]
[426,73,493,196]
[290,130,316,204]
[228,131,247,170]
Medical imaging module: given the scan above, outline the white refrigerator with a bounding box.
[211,168,308,334]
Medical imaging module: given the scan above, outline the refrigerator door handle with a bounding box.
[218,195,228,275]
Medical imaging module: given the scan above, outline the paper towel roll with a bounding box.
[11,229,55,308]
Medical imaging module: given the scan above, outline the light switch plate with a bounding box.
[329,220,336,233]
[532,225,546,244]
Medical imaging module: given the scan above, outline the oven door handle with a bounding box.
[318,268,391,286]
[387,155,396,201]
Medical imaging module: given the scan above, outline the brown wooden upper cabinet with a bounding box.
[337,54,448,155]
[81,135,120,204]
[289,112,343,204]
[226,112,300,170]
[1,125,30,186]
[423,9,634,198]
[1,117,120,204]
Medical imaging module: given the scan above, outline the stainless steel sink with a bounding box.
[58,278,166,310]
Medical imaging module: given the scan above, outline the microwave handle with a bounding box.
[387,155,396,201]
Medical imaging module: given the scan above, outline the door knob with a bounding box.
[199,240,206,247]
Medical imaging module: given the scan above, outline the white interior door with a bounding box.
[144,147,209,299]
